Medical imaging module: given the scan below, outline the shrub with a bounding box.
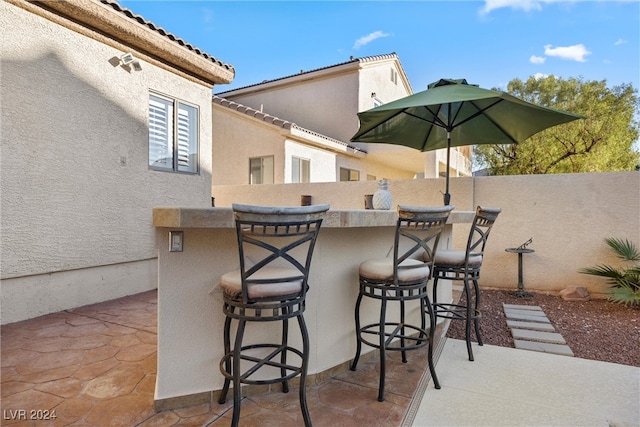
[579,238,640,305]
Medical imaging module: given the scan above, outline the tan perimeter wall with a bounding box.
[214,172,640,298]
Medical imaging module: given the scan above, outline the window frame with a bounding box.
[291,156,310,183]
[249,156,275,185]
[339,167,360,182]
[148,92,200,174]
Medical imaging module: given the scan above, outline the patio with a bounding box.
[2,289,638,426]
[0,290,438,426]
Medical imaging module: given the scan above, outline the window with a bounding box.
[292,157,310,183]
[390,68,398,85]
[367,174,377,181]
[339,167,360,182]
[149,94,199,173]
[250,156,274,184]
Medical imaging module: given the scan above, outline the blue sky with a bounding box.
[119,0,639,94]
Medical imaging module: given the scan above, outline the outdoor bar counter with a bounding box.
[152,207,474,409]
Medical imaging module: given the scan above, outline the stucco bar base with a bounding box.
[152,208,472,410]
[1,258,157,324]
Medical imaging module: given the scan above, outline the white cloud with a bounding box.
[480,0,544,15]
[615,38,627,46]
[530,55,546,64]
[544,44,591,62]
[353,31,390,49]
[201,8,214,24]
[533,72,549,80]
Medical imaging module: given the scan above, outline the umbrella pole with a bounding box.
[444,132,451,205]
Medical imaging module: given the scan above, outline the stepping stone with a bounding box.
[504,310,547,318]
[504,308,548,317]
[503,304,544,311]
[504,312,551,323]
[503,303,575,357]
[514,340,574,357]
[506,319,556,332]
[511,328,566,344]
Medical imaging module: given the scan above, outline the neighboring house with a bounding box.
[216,53,472,181]
[1,0,234,324]
[212,96,417,185]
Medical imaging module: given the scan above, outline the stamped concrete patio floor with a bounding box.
[1,290,437,426]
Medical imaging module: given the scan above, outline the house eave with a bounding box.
[10,0,235,86]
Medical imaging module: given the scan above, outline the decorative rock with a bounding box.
[559,286,590,302]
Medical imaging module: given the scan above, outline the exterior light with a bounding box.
[119,53,142,71]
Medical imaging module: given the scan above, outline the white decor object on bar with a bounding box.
[373,179,392,210]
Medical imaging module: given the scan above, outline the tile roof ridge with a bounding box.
[216,52,398,95]
[212,95,293,129]
[100,0,234,73]
[290,124,366,153]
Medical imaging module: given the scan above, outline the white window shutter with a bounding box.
[149,96,173,169]
[176,103,198,173]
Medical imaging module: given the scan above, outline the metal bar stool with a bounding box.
[431,206,501,362]
[218,203,329,427]
[351,205,454,402]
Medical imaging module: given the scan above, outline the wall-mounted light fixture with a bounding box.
[119,52,142,71]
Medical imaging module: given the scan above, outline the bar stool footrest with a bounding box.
[434,303,481,321]
[357,322,430,351]
[219,343,304,385]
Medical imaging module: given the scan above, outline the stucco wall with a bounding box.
[213,172,640,298]
[221,70,361,144]
[284,140,337,182]
[221,59,412,148]
[1,2,215,323]
[212,104,285,185]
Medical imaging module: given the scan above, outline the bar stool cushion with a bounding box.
[433,250,483,267]
[220,267,303,299]
[359,258,430,282]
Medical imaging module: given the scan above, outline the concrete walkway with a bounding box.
[410,339,640,426]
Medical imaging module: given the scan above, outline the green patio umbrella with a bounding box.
[350,78,585,205]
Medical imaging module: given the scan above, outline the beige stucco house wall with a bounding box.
[217,53,472,180]
[1,0,234,324]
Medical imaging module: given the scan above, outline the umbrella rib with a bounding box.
[402,108,447,129]
[415,105,448,150]
[456,99,519,144]
[454,99,502,127]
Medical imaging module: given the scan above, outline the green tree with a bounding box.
[474,76,640,175]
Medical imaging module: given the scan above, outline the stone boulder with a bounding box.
[559,286,590,302]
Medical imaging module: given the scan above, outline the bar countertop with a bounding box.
[152,207,475,229]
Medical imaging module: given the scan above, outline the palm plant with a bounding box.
[579,238,640,306]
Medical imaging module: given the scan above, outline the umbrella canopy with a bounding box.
[351,78,585,205]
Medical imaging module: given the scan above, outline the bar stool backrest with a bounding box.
[464,206,502,269]
[232,203,330,303]
[394,205,455,285]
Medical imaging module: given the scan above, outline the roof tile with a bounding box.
[217,53,398,94]
[100,0,234,73]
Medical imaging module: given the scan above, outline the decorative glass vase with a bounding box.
[373,180,392,210]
